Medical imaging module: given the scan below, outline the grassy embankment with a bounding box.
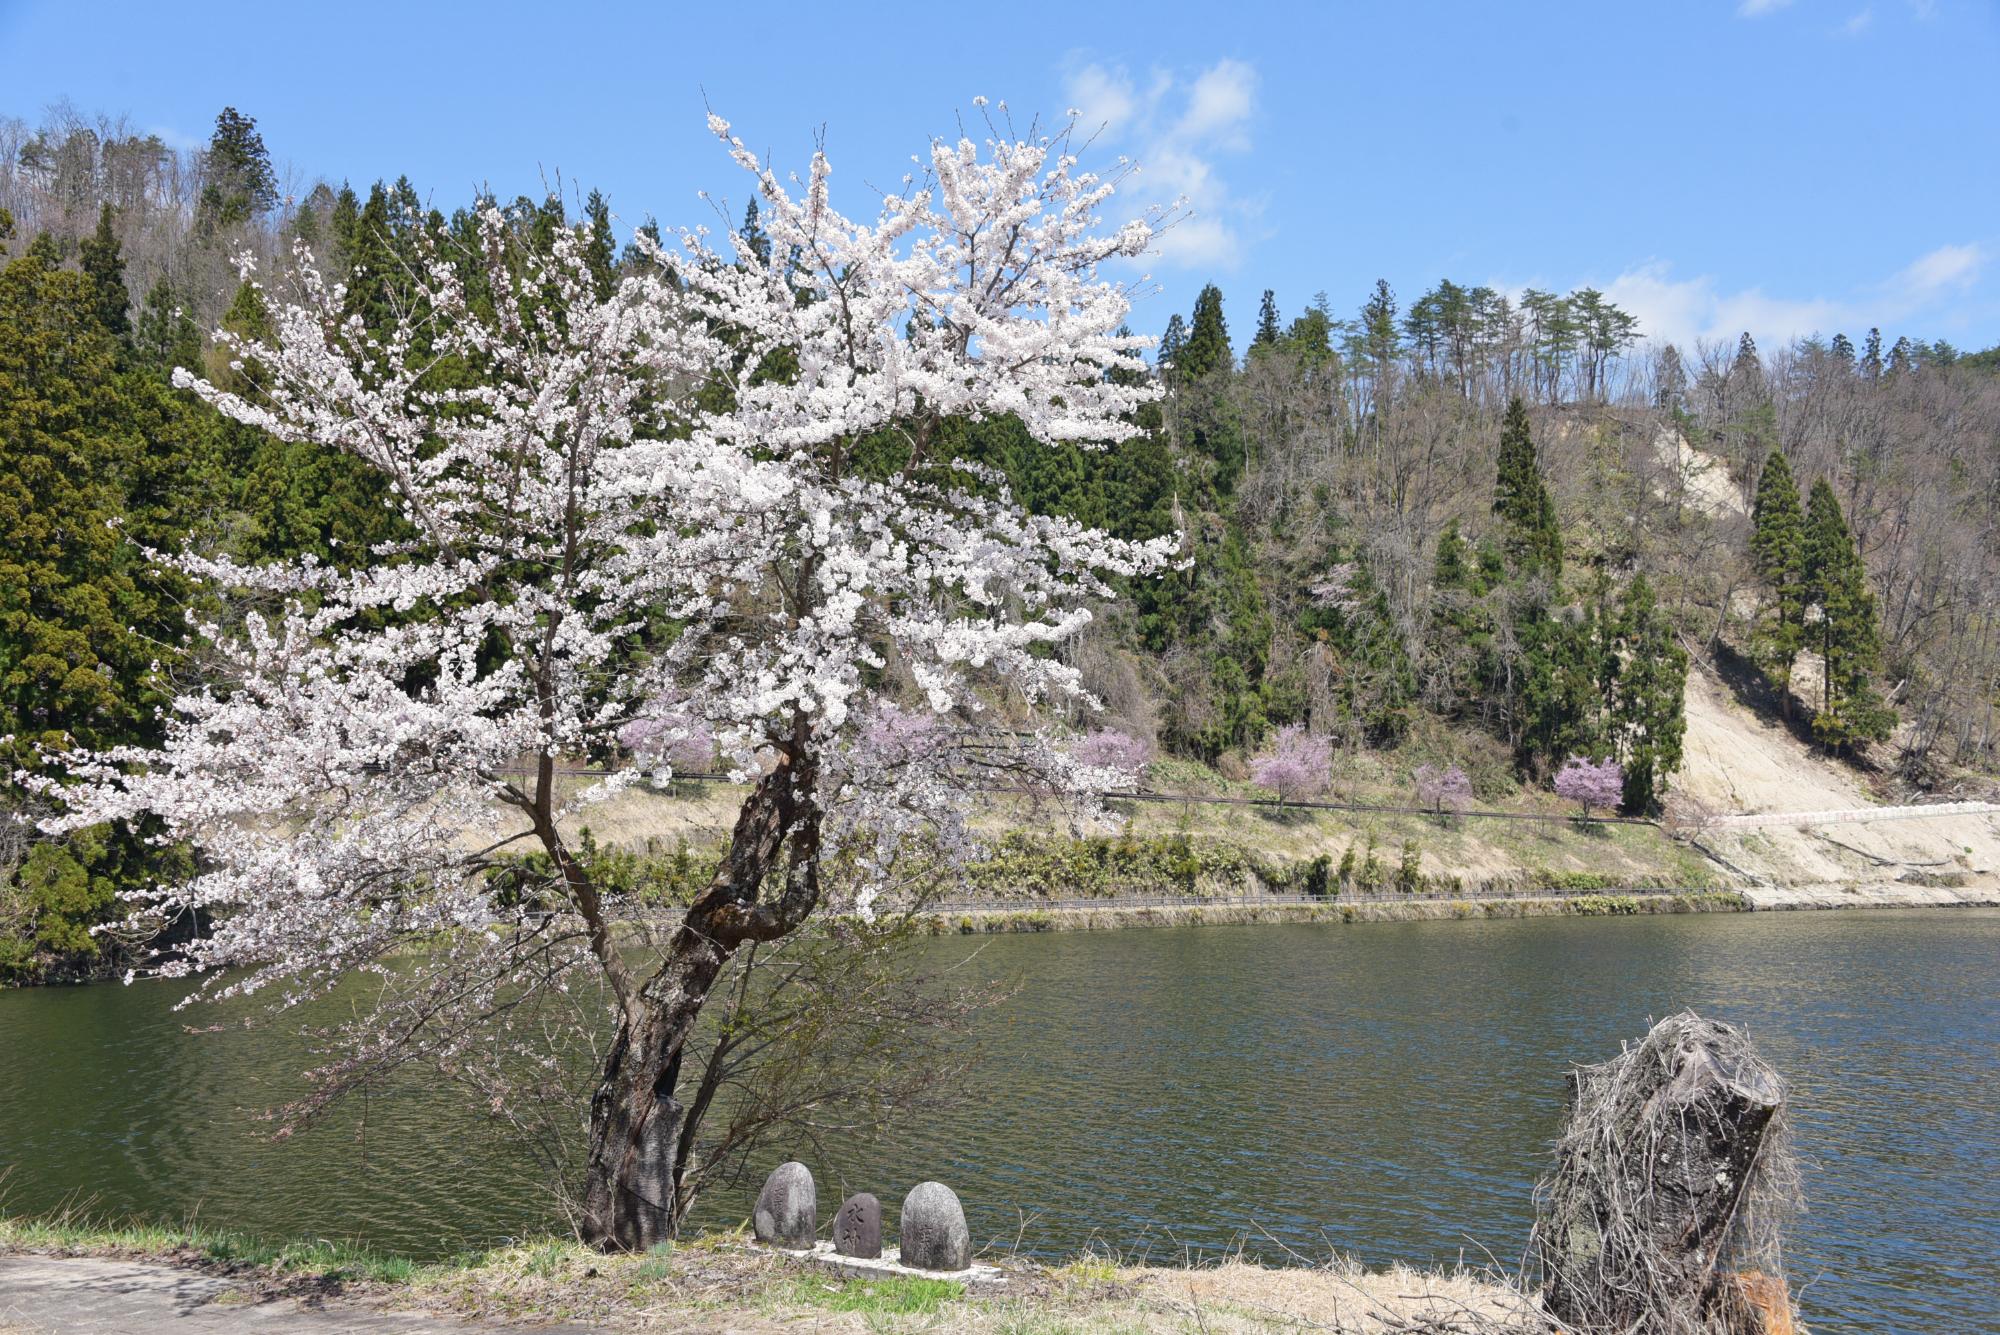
[0,1213,1546,1332]
[550,752,1731,935]
[927,890,1748,934]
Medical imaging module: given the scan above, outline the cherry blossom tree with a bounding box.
[618,704,717,775]
[1250,724,1332,807]
[1412,763,1472,815]
[1067,728,1152,789]
[31,107,1176,1249]
[1553,755,1624,816]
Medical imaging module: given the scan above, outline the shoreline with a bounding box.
[920,889,1747,933]
[10,881,1994,991]
[0,1219,1547,1333]
[918,881,1999,933]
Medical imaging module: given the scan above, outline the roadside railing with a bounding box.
[499,766,1660,827]
[1708,800,2000,829]
[920,884,1705,915]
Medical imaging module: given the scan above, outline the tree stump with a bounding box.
[1532,1012,1799,1334]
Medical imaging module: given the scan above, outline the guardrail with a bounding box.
[1709,800,2000,829]
[612,884,1704,927]
[510,765,2000,834]
[500,767,1659,828]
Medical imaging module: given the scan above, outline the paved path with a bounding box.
[0,1256,595,1334]
[1709,799,2000,829]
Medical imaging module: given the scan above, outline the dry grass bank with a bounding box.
[476,658,2000,905]
[535,773,1719,899]
[0,1219,1550,1333]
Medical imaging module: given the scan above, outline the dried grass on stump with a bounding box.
[1532,1011,1801,1335]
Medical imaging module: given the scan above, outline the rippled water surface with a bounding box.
[3,910,1995,1333]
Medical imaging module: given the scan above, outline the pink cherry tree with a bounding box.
[1554,755,1625,817]
[1250,724,1332,808]
[1067,728,1153,791]
[33,108,1177,1250]
[1413,763,1472,816]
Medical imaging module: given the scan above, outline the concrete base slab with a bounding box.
[769,1241,1009,1290]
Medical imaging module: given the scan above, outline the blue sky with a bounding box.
[3,0,1996,351]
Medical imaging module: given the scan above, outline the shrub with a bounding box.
[1396,841,1424,894]
[1356,836,1385,891]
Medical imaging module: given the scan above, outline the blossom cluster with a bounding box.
[1250,725,1332,804]
[1553,755,1625,814]
[1413,763,1473,813]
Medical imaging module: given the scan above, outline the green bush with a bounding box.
[1396,841,1423,894]
[1335,842,1358,889]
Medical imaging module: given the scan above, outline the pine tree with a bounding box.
[583,189,617,298]
[1360,279,1398,370]
[1888,335,1914,377]
[1179,284,1232,380]
[344,182,404,335]
[329,182,361,275]
[1612,573,1687,812]
[198,106,278,228]
[1860,327,1883,379]
[1731,331,1764,399]
[77,204,129,341]
[1830,332,1855,367]
[1521,289,1577,403]
[1157,313,1187,377]
[222,278,272,339]
[621,215,668,276]
[291,183,334,255]
[1803,479,1893,751]
[1433,519,1472,591]
[1402,284,1444,379]
[1493,396,1561,576]
[201,279,273,398]
[1250,288,1281,354]
[739,199,772,265]
[292,199,320,250]
[1168,285,1243,492]
[1517,607,1599,768]
[0,236,203,976]
[133,278,201,375]
[1284,293,1336,371]
[1656,344,1687,410]
[1749,450,1807,713]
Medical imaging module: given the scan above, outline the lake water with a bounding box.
[2,910,1995,1333]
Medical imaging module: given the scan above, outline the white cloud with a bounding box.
[1063,58,1261,271]
[1738,0,1794,15]
[1065,64,1138,138]
[1601,244,1989,349]
[1177,59,1258,148]
[147,124,204,152]
[1894,243,1986,297]
[1840,8,1875,35]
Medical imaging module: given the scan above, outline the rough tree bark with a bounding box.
[576,752,822,1251]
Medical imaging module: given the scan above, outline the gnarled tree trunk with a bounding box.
[577,754,821,1251]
